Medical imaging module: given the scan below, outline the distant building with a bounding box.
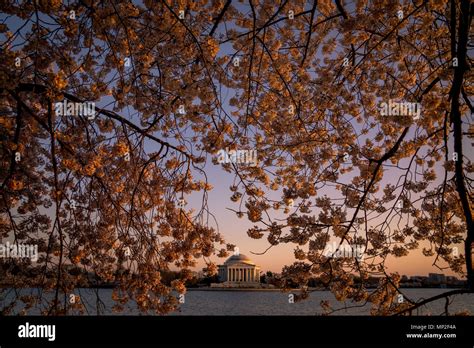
[215,254,260,288]
[411,275,428,282]
[428,273,446,284]
[446,276,466,287]
[446,276,458,284]
[409,275,428,287]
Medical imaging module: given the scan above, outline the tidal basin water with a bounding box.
[1,288,473,315]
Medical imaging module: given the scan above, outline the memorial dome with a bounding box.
[224,253,255,265]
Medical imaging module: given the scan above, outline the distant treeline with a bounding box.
[0,263,466,289]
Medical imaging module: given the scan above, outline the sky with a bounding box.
[1,2,470,279]
[187,156,461,277]
[173,3,466,278]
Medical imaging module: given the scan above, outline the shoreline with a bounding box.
[185,286,466,291]
[0,286,466,291]
[187,287,287,291]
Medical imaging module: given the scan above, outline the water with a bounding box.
[1,288,473,315]
[174,289,474,315]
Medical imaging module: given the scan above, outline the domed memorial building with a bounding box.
[215,253,261,288]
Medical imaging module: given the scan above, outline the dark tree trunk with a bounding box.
[450,0,473,290]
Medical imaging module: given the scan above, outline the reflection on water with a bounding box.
[1,288,473,315]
